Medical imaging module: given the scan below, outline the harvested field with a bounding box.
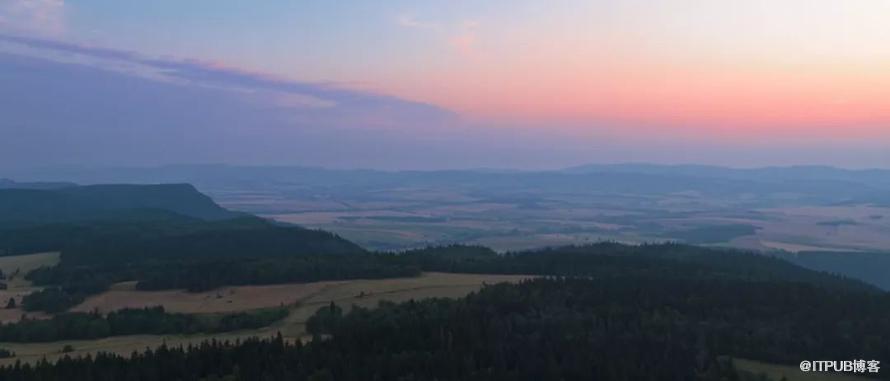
[0,252,60,323]
[0,272,534,365]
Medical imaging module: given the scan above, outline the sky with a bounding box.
[1,0,890,169]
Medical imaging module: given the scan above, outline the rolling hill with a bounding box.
[0,183,239,226]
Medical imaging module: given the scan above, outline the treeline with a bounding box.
[22,254,419,313]
[0,209,227,256]
[59,221,366,266]
[0,306,288,342]
[391,243,878,293]
[1,212,366,265]
[22,242,876,314]
[20,287,87,314]
[0,341,767,381]
[14,215,407,312]
[306,278,890,377]
[5,277,889,380]
[134,256,419,292]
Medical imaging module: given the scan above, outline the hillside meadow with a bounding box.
[0,271,532,365]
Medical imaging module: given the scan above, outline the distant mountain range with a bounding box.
[7,163,890,206]
[10,163,890,185]
[564,163,890,187]
[0,178,76,190]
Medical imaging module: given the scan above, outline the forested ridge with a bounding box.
[0,184,237,227]
[12,215,385,312]
[2,277,888,380]
[2,184,879,314]
[1,183,887,380]
[0,307,288,342]
[19,241,877,313]
[3,240,888,380]
[391,243,878,292]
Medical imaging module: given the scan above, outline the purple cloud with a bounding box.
[0,33,458,127]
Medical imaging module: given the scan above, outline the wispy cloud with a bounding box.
[0,33,456,121]
[0,33,465,168]
[0,0,66,36]
[396,13,480,56]
[396,14,440,30]
[449,20,480,56]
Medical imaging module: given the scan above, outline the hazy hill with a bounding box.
[0,183,239,226]
[10,164,890,204]
[0,178,75,190]
[58,216,367,266]
[780,251,890,291]
[0,183,365,261]
[564,163,890,190]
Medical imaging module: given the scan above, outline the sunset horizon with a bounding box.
[2,0,889,169]
[3,2,890,378]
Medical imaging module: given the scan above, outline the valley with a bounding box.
[240,190,890,253]
[0,179,886,380]
[5,4,889,378]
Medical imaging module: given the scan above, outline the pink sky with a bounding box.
[367,0,890,140]
[2,0,890,168]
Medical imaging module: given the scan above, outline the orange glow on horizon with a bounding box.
[366,0,890,140]
[386,57,890,139]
